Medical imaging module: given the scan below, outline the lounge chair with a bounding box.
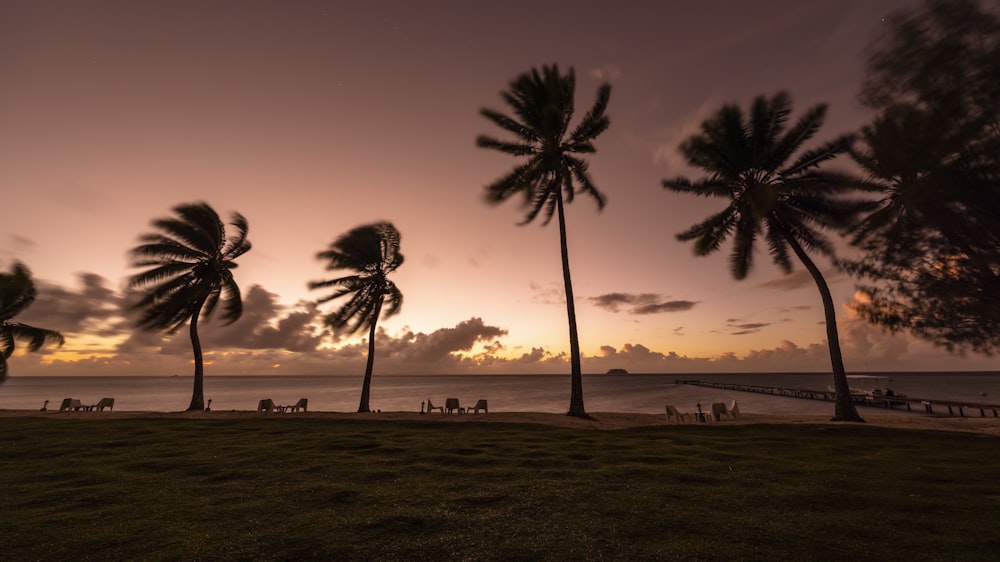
[711,401,740,421]
[426,399,444,413]
[59,398,84,412]
[93,397,115,411]
[665,404,690,423]
[257,398,276,413]
[725,400,740,419]
[470,399,488,414]
[284,398,308,413]
[445,398,463,414]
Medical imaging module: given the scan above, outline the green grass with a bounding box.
[2,418,998,560]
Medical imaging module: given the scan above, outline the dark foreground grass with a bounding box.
[2,418,998,561]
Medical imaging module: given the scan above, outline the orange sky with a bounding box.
[3,0,994,376]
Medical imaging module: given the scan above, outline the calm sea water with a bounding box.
[2,372,999,416]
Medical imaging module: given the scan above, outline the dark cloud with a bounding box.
[726,320,771,335]
[529,281,565,305]
[386,317,508,363]
[634,301,697,314]
[22,273,127,336]
[757,269,845,291]
[590,292,697,314]
[203,285,326,352]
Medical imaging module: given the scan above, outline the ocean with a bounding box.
[2,372,999,416]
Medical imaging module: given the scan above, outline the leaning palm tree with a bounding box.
[309,222,403,413]
[477,64,611,419]
[663,92,873,422]
[0,262,64,382]
[128,202,251,411]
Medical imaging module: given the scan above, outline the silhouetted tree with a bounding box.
[663,92,873,422]
[842,0,1000,353]
[0,262,64,382]
[128,202,251,411]
[477,64,611,419]
[309,222,403,413]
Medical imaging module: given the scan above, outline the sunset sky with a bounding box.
[3,0,993,377]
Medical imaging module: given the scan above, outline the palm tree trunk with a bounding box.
[358,298,382,413]
[556,195,589,419]
[782,232,864,422]
[187,304,206,412]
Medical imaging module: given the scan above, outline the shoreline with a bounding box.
[2,409,998,435]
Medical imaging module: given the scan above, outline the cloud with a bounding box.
[589,63,621,81]
[382,317,508,363]
[756,268,845,291]
[590,292,697,314]
[726,320,771,335]
[529,281,565,305]
[22,273,127,337]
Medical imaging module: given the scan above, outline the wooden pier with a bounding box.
[674,379,1000,418]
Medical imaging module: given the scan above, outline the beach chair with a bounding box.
[257,398,276,414]
[59,398,84,412]
[710,402,728,422]
[725,400,740,419]
[445,398,462,414]
[470,399,488,414]
[93,397,115,411]
[711,401,740,421]
[665,404,690,423]
[426,399,444,413]
[284,398,308,413]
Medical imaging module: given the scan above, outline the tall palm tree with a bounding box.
[309,222,403,413]
[0,262,64,382]
[128,202,251,411]
[663,92,873,422]
[476,64,611,419]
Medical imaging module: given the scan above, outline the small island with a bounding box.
[606,368,629,375]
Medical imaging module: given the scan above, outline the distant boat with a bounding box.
[606,368,629,375]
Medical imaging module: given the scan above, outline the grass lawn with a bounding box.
[2,417,998,560]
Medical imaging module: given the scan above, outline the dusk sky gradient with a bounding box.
[4,0,994,377]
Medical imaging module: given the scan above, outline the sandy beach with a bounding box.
[3,408,998,436]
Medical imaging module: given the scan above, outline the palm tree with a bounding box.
[662,92,873,422]
[476,64,611,419]
[128,202,251,411]
[0,262,64,381]
[309,222,403,413]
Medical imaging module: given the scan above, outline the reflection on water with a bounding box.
[1,373,998,416]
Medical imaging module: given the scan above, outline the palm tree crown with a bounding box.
[477,63,611,419]
[0,262,64,381]
[128,202,251,410]
[663,92,872,422]
[310,221,403,413]
[477,64,611,222]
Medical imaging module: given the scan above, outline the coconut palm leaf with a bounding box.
[0,262,64,380]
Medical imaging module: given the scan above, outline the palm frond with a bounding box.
[764,219,793,272]
[570,83,611,143]
[8,323,65,352]
[782,134,854,177]
[568,156,607,211]
[478,109,538,143]
[676,208,737,256]
[0,263,36,321]
[663,176,733,198]
[729,212,758,279]
[0,331,13,359]
[768,102,827,171]
[750,91,791,167]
